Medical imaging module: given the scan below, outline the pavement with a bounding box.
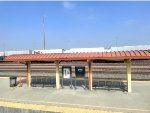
[0,78,150,113]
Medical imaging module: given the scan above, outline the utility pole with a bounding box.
[42,16,46,50]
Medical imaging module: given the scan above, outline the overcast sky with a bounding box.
[0,1,150,51]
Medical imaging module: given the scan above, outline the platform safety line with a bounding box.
[0,101,117,113]
[0,97,150,112]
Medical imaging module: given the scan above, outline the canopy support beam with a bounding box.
[87,60,92,91]
[26,62,31,87]
[127,59,132,92]
[55,61,60,89]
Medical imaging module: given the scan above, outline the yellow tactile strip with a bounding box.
[0,101,122,113]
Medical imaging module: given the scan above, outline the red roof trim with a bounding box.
[4,50,150,62]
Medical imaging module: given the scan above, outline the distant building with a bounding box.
[33,49,64,54]
[0,45,150,57]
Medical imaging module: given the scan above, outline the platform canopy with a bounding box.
[3,50,150,92]
[4,50,150,62]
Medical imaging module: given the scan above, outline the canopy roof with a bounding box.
[3,50,150,62]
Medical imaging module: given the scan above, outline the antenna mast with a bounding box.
[42,16,46,50]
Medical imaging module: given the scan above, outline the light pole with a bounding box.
[42,16,46,50]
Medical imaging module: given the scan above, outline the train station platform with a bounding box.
[0,78,150,113]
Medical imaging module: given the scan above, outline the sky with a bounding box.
[0,1,150,51]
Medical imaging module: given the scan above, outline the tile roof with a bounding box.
[4,50,150,62]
